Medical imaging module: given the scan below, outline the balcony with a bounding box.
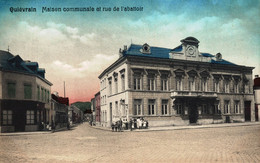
[171,90,217,98]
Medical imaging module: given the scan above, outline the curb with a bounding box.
[0,131,52,136]
[90,122,260,132]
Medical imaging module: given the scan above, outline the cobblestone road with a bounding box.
[0,123,259,163]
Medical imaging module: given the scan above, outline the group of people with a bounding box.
[111,117,149,132]
[111,119,123,132]
[129,117,148,131]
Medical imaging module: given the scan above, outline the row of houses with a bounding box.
[0,50,83,132]
[91,37,259,128]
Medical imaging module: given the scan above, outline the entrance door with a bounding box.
[110,103,112,126]
[189,103,198,123]
[255,105,259,121]
[244,101,251,121]
[14,109,26,132]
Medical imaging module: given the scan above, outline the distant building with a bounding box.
[51,93,69,130]
[0,50,52,132]
[254,75,260,121]
[91,98,95,124]
[95,92,101,126]
[68,105,83,124]
[99,37,255,127]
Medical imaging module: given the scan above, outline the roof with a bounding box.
[123,44,171,59]
[0,50,52,85]
[123,44,236,65]
[52,94,69,106]
[201,53,214,57]
[181,36,200,44]
[210,59,236,65]
[254,77,260,88]
[171,45,183,52]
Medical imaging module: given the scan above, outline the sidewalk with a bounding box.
[0,124,77,136]
[0,130,51,136]
[91,121,260,132]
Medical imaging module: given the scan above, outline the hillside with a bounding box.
[71,101,91,113]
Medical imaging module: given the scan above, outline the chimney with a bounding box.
[119,48,123,57]
[124,45,127,51]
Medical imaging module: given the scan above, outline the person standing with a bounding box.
[136,118,140,129]
[129,119,132,131]
[51,120,55,133]
[119,118,123,132]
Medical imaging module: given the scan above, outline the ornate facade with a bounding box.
[99,37,255,127]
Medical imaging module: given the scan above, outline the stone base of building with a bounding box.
[131,114,246,127]
[0,126,15,133]
[1,125,40,133]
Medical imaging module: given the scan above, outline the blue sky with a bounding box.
[0,0,259,102]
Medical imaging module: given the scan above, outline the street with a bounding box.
[0,123,260,163]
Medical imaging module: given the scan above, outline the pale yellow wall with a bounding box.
[2,71,51,108]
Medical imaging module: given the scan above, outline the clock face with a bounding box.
[187,46,195,56]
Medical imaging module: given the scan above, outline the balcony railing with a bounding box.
[171,90,217,98]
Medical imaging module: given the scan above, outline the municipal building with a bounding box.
[98,37,255,127]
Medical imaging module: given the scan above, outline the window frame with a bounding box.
[234,101,240,114]
[176,77,182,91]
[148,77,155,91]
[224,100,230,114]
[176,104,183,115]
[24,83,32,99]
[26,110,35,125]
[134,76,141,90]
[161,100,169,115]
[7,82,16,98]
[161,78,168,91]
[134,99,143,115]
[2,110,13,125]
[148,99,156,115]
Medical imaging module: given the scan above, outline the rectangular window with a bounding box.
[115,101,119,116]
[189,77,195,91]
[224,100,230,114]
[41,88,44,101]
[161,100,168,115]
[161,79,168,91]
[148,78,155,91]
[214,101,221,114]
[214,80,219,92]
[148,99,156,115]
[26,110,35,124]
[2,110,12,125]
[121,75,125,91]
[109,80,112,95]
[37,86,40,100]
[234,101,240,114]
[7,82,16,98]
[24,84,32,99]
[134,99,142,115]
[224,81,229,93]
[234,82,239,93]
[176,104,183,115]
[176,77,182,91]
[47,90,50,103]
[201,78,207,92]
[44,89,47,102]
[134,76,141,90]
[114,77,118,94]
